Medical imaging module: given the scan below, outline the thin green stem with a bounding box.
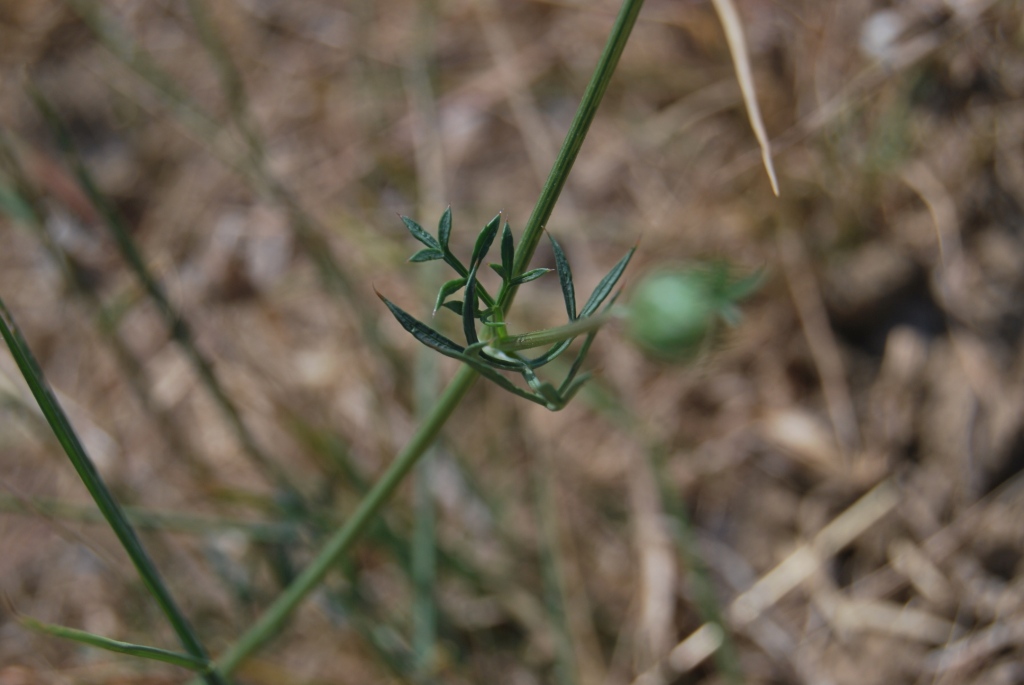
[499,0,646,310]
[490,309,619,353]
[200,0,645,675]
[412,353,439,676]
[0,299,226,685]
[206,367,478,677]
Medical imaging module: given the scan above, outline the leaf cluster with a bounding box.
[378,209,633,410]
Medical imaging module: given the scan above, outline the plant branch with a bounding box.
[201,0,645,676]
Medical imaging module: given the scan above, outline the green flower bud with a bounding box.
[626,263,761,362]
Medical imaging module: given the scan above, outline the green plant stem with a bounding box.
[500,0,645,309]
[490,309,620,353]
[208,367,477,676]
[0,299,226,685]
[201,0,645,676]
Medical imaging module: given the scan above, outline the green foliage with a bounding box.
[378,209,634,410]
[19,616,212,673]
[0,297,224,685]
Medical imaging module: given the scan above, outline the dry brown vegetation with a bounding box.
[2,0,1024,683]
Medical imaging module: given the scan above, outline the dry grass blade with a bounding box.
[711,0,779,196]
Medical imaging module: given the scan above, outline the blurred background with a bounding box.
[1,0,1023,683]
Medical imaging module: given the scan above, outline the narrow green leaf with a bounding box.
[510,268,551,286]
[376,292,466,357]
[559,332,599,396]
[470,214,501,268]
[500,222,514,282]
[0,296,220,682]
[437,206,452,251]
[433,278,467,315]
[462,265,480,345]
[401,215,441,251]
[558,293,619,396]
[489,264,506,280]
[548,234,576,320]
[409,248,445,263]
[580,246,635,317]
[20,616,211,672]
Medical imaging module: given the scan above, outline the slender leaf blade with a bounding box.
[462,266,480,345]
[437,206,452,251]
[580,246,635,317]
[0,295,220,681]
[548,234,576,320]
[377,292,466,357]
[402,215,441,250]
[20,616,211,672]
[559,293,620,394]
[510,268,551,286]
[500,222,514,282]
[470,214,501,268]
[489,264,506,280]
[433,278,466,315]
[409,248,445,263]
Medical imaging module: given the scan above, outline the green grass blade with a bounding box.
[29,86,299,499]
[412,351,439,676]
[183,0,251,128]
[19,616,212,672]
[200,367,479,679]
[0,298,225,685]
[0,494,300,544]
